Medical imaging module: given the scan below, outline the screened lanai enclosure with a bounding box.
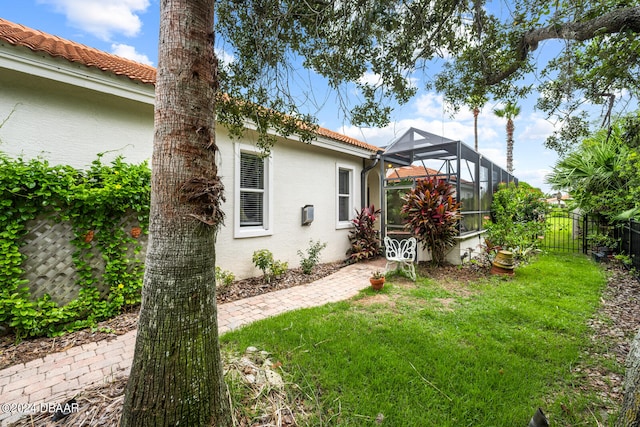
[372,127,517,263]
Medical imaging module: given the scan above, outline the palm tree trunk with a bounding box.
[121,0,231,425]
[506,120,514,173]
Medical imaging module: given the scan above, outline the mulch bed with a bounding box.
[0,262,345,370]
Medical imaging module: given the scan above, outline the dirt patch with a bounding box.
[418,262,487,297]
[387,275,419,289]
[354,293,394,308]
[418,261,489,283]
[580,264,640,406]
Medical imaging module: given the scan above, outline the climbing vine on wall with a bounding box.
[0,153,150,339]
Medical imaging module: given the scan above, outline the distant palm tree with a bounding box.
[466,95,487,152]
[493,102,521,173]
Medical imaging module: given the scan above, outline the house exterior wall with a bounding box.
[0,46,372,280]
[216,131,363,278]
[0,62,154,168]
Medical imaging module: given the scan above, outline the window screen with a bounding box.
[338,168,351,222]
[240,152,264,226]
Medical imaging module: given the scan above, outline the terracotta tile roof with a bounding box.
[0,17,379,153]
[386,165,443,179]
[315,126,380,152]
[0,18,156,84]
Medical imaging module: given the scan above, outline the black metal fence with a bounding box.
[542,211,640,273]
[541,210,603,254]
[618,219,640,272]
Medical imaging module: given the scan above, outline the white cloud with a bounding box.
[340,91,500,151]
[111,43,153,65]
[479,147,506,168]
[215,48,235,67]
[413,92,446,118]
[358,71,382,86]
[514,167,554,192]
[39,0,150,40]
[519,114,557,142]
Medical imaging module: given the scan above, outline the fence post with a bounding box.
[582,214,588,254]
[628,220,633,256]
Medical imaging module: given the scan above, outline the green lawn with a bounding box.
[542,215,579,251]
[221,253,614,426]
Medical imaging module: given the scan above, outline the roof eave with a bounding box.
[0,42,155,105]
[237,119,378,158]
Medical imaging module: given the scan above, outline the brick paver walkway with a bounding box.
[0,259,383,425]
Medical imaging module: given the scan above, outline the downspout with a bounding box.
[361,150,384,208]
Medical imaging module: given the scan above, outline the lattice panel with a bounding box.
[20,218,85,305]
[18,213,147,306]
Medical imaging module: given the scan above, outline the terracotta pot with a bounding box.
[130,226,142,238]
[491,250,515,276]
[369,277,385,290]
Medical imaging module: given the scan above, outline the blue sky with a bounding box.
[3,0,571,193]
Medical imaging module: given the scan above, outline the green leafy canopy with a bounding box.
[546,113,640,220]
[216,1,640,155]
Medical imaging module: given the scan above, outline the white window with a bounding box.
[234,143,273,238]
[336,164,354,228]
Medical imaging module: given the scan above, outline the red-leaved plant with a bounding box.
[347,204,382,263]
[401,178,461,265]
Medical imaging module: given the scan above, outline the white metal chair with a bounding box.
[384,236,417,281]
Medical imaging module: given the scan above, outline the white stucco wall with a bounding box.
[0,65,154,168]
[0,47,374,280]
[215,131,364,278]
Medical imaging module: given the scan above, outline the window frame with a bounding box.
[234,143,273,238]
[336,163,355,229]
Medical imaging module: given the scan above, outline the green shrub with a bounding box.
[215,266,236,288]
[401,178,461,265]
[252,249,288,282]
[270,260,289,278]
[252,249,275,281]
[586,232,619,251]
[486,182,548,260]
[298,240,327,274]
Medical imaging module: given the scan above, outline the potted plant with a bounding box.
[587,232,619,258]
[369,270,385,290]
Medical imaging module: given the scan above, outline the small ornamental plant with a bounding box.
[486,182,548,260]
[347,205,381,263]
[369,270,385,290]
[252,249,288,282]
[401,178,461,266]
[298,239,327,274]
[371,270,385,279]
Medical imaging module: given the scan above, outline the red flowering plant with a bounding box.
[401,178,461,265]
[347,204,382,262]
